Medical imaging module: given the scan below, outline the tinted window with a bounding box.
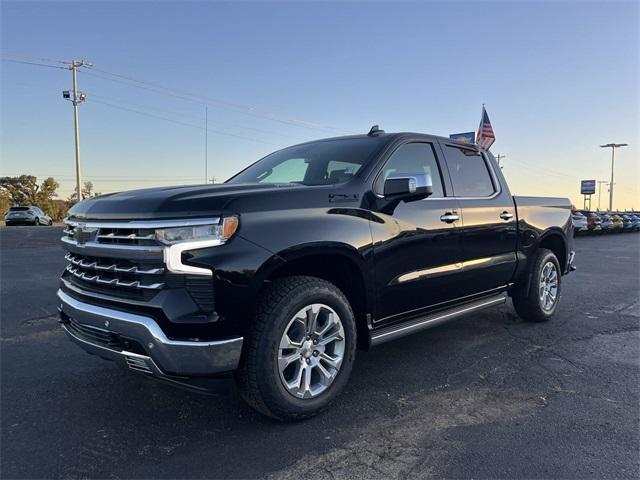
[327,160,363,183]
[445,146,495,197]
[228,137,385,185]
[375,143,444,197]
[257,158,308,183]
[9,207,29,211]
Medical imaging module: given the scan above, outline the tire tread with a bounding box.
[512,248,560,322]
[236,275,354,420]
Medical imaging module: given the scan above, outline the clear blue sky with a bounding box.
[1,1,638,209]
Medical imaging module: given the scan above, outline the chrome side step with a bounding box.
[370,294,507,347]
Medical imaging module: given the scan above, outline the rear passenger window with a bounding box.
[445,146,495,197]
[376,143,445,197]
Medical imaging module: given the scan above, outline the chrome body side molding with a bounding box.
[390,253,516,285]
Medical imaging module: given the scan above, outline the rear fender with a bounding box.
[512,228,569,297]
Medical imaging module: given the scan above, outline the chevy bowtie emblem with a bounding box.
[74,223,97,246]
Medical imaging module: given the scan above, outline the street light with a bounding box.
[600,143,628,211]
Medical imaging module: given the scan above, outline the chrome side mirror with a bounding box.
[383,172,433,200]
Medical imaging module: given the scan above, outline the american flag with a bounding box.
[476,106,495,150]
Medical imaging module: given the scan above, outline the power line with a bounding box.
[4,52,354,136]
[88,92,309,141]
[3,52,68,64]
[81,67,354,135]
[88,66,352,133]
[1,58,67,70]
[506,158,578,179]
[90,98,284,147]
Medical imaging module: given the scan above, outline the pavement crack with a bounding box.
[20,312,59,327]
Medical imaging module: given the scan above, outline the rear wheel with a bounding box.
[512,248,561,322]
[236,276,357,421]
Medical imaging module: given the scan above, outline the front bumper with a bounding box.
[58,290,243,390]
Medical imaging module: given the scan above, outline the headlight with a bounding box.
[155,216,239,245]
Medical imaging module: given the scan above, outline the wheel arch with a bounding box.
[254,243,373,350]
[537,229,568,272]
[513,228,568,298]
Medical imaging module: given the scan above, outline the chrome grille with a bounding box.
[96,227,157,246]
[62,217,219,299]
[64,253,165,291]
[63,220,161,248]
[65,252,164,276]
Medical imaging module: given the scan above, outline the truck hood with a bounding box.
[68,182,328,220]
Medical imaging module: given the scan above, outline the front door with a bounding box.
[369,141,464,326]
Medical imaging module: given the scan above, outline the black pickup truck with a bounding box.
[58,128,575,420]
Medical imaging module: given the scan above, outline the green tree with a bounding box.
[67,181,101,202]
[0,175,63,219]
[0,191,12,216]
[0,175,39,205]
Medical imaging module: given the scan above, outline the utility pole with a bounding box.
[495,153,505,168]
[62,60,91,201]
[600,143,628,211]
[205,106,208,183]
[597,181,608,211]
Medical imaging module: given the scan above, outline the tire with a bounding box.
[33,217,39,226]
[236,275,357,421]
[48,219,53,226]
[512,248,561,323]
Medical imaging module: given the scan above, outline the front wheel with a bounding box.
[33,217,40,226]
[236,276,357,421]
[512,248,561,322]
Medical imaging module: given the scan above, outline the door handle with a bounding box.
[440,212,460,223]
[499,211,514,221]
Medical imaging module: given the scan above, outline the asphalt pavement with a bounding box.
[1,226,638,479]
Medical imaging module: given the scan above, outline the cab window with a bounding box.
[375,142,445,197]
[445,146,496,197]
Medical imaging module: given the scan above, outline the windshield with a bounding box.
[9,207,30,211]
[227,137,386,185]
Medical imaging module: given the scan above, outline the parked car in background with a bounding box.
[626,213,640,232]
[571,210,588,235]
[620,214,635,232]
[579,210,602,233]
[4,206,53,226]
[598,213,613,232]
[608,214,625,232]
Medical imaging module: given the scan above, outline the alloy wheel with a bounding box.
[538,261,558,311]
[277,303,346,399]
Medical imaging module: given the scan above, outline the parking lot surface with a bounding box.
[1,226,638,479]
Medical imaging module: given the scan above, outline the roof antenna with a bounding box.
[368,125,384,136]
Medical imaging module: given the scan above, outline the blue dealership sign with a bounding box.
[450,132,476,144]
[580,180,596,195]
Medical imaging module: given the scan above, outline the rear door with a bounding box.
[439,143,518,297]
